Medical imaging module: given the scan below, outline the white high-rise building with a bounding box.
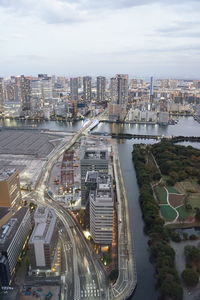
[29,206,57,272]
[89,173,113,245]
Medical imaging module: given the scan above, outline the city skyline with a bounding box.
[0,0,200,78]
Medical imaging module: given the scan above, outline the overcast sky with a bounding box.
[0,0,200,78]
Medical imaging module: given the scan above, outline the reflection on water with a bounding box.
[0,118,84,131]
[96,117,200,137]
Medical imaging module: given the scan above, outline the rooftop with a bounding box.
[29,207,56,243]
[0,168,17,181]
[0,130,64,158]
[0,207,29,250]
[83,150,108,160]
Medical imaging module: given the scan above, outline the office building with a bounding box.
[20,75,31,112]
[70,77,79,101]
[89,173,114,245]
[0,169,22,208]
[80,144,109,204]
[0,207,31,285]
[97,76,106,102]
[83,76,92,102]
[29,206,57,272]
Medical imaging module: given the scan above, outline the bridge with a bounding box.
[110,133,200,142]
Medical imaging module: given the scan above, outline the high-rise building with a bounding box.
[109,74,129,121]
[110,77,117,103]
[116,74,129,105]
[89,173,114,245]
[0,207,31,285]
[83,76,92,102]
[41,77,53,101]
[80,145,109,204]
[150,76,154,102]
[0,169,22,208]
[31,79,42,110]
[29,206,58,272]
[0,78,4,114]
[20,75,31,111]
[97,76,106,102]
[70,78,79,101]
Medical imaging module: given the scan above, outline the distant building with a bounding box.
[89,173,114,245]
[97,76,106,102]
[80,145,109,204]
[0,207,31,285]
[70,77,79,101]
[20,75,31,112]
[41,77,53,101]
[0,169,22,208]
[0,78,4,114]
[109,74,128,121]
[116,74,129,106]
[158,112,169,125]
[30,79,42,110]
[83,76,92,102]
[29,206,58,273]
[110,77,117,103]
[150,76,154,102]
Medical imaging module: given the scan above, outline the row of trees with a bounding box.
[181,245,200,287]
[132,144,183,300]
[151,142,200,185]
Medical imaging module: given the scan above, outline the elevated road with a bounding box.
[24,117,109,300]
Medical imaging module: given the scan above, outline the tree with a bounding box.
[182,269,199,287]
[160,279,183,300]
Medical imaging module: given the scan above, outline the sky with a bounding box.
[0,0,200,78]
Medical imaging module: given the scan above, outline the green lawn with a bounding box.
[155,186,168,204]
[166,186,180,194]
[160,205,177,221]
[176,205,193,220]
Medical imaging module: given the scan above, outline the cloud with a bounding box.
[0,0,86,24]
[0,0,200,24]
[157,20,200,38]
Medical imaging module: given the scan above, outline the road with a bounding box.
[23,111,136,300]
[48,199,108,300]
[111,141,137,299]
[24,117,109,300]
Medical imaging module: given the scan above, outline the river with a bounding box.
[1,116,200,300]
